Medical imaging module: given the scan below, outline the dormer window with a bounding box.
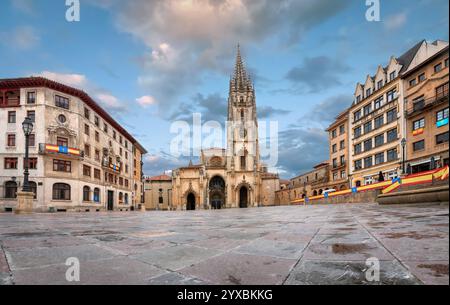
[366,88,372,97]
[356,95,361,103]
[377,80,383,90]
[389,71,396,81]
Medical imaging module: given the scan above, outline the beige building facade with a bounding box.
[0,77,146,212]
[403,43,449,173]
[144,174,173,210]
[171,48,280,210]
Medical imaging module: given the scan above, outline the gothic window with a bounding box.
[240,150,247,170]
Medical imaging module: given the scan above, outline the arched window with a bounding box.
[124,193,129,205]
[319,189,323,195]
[355,181,362,187]
[4,181,17,199]
[53,183,71,200]
[83,186,90,202]
[29,181,37,199]
[313,190,318,196]
[94,188,100,203]
[119,192,123,203]
[240,150,248,170]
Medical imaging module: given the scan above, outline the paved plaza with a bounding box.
[0,203,448,285]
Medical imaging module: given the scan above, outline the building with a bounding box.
[289,162,330,200]
[132,142,147,209]
[0,77,146,212]
[402,42,449,173]
[144,174,173,210]
[326,109,350,191]
[171,47,280,210]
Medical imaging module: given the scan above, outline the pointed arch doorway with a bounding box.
[187,193,196,211]
[239,186,249,208]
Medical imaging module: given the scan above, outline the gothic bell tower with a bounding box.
[227,45,260,172]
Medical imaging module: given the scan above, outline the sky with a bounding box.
[1,0,448,178]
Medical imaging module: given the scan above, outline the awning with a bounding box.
[410,156,441,167]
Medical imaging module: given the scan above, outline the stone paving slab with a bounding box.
[0,204,448,285]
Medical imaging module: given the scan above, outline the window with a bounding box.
[366,88,372,97]
[434,63,443,73]
[28,134,35,147]
[94,188,100,203]
[84,144,90,157]
[365,176,374,185]
[413,96,425,111]
[25,158,38,170]
[375,153,385,165]
[113,131,116,140]
[387,89,397,102]
[95,149,100,161]
[436,132,449,145]
[387,108,397,123]
[387,149,398,162]
[94,168,101,179]
[95,131,100,142]
[124,194,129,205]
[332,158,338,168]
[84,108,90,120]
[55,95,69,109]
[354,143,362,154]
[53,183,71,201]
[413,118,425,131]
[331,129,337,138]
[436,108,449,122]
[5,158,18,169]
[84,124,90,136]
[58,114,67,124]
[83,165,91,177]
[332,144,337,153]
[377,80,383,90]
[436,83,449,98]
[119,177,124,186]
[4,181,18,199]
[374,96,383,109]
[413,140,425,151]
[27,111,35,122]
[340,155,345,165]
[364,156,373,168]
[387,128,398,142]
[27,92,36,104]
[7,134,16,147]
[53,159,71,172]
[354,110,361,122]
[339,125,345,135]
[409,78,417,87]
[83,186,90,202]
[57,137,68,147]
[125,151,128,160]
[29,181,37,199]
[445,58,449,68]
[104,123,108,133]
[8,111,16,123]
[418,73,426,82]
[355,160,362,170]
[341,171,346,179]
[364,122,372,134]
[240,155,246,170]
[389,71,396,81]
[119,136,123,145]
[125,180,129,188]
[375,116,384,129]
[354,126,362,138]
[94,116,100,127]
[364,139,372,151]
[356,95,361,103]
[340,140,345,150]
[375,134,384,147]
[363,104,372,116]
[125,141,128,149]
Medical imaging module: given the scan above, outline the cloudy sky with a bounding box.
[1,0,448,178]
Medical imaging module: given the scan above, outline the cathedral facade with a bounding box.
[171,47,280,210]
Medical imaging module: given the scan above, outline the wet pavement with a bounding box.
[0,203,448,285]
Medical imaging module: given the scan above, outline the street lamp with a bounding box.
[22,117,34,192]
[401,138,407,175]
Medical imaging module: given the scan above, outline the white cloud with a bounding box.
[136,95,157,107]
[39,71,88,87]
[1,26,40,50]
[385,13,407,31]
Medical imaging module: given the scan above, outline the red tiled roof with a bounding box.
[147,175,172,182]
[0,77,147,153]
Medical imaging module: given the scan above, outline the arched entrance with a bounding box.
[187,193,196,211]
[209,176,226,209]
[239,186,248,208]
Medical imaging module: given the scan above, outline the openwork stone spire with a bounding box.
[230,44,253,93]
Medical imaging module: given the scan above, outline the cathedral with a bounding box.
[171,47,280,210]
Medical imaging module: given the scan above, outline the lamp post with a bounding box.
[22,117,34,192]
[401,138,407,175]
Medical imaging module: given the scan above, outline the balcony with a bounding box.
[102,160,121,173]
[406,90,449,118]
[332,161,346,169]
[39,143,84,159]
[0,90,20,107]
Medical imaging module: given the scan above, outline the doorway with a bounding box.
[187,193,196,211]
[239,186,248,208]
[107,191,114,211]
[209,176,226,209]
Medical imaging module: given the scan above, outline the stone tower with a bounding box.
[227,45,260,173]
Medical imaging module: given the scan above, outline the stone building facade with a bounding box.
[403,43,449,173]
[0,77,147,212]
[171,47,280,210]
[144,174,173,210]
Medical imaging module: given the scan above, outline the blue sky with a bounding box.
[1,0,448,178]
